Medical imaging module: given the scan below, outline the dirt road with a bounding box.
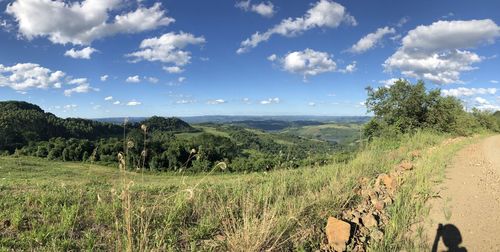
[425,135,500,251]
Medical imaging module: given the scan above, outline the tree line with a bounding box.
[1,101,342,172]
[364,79,500,138]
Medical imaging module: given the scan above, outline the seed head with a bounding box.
[127,141,135,149]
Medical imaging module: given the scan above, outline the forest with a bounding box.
[0,101,346,172]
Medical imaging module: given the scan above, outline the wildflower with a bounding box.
[141,124,148,132]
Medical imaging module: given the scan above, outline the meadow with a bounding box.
[0,131,474,251]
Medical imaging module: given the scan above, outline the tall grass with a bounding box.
[0,131,474,251]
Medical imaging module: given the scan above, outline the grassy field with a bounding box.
[281,123,363,144]
[0,132,476,251]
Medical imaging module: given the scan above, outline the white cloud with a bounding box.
[0,62,97,96]
[475,96,488,105]
[178,77,186,83]
[104,96,113,101]
[127,100,141,106]
[0,63,65,90]
[278,48,336,80]
[126,75,140,83]
[237,0,356,53]
[63,104,77,111]
[126,32,205,67]
[349,26,395,54]
[475,103,500,111]
[441,87,497,97]
[242,97,251,104]
[308,102,316,106]
[0,18,13,31]
[176,99,195,104]
[64,47,97,59]
[267,54,277,61]
[6,0,174,45]
[163,66,184,73]
[146,76,159,83]
[113,100,121,105]
[384,19,500,84]
[378,78,402,87]
[236,1,275,18]
[396,17,409,27]
[260,97,280,104]
[100,74,109,81]
[207,99,226,105]
[63,79,99,96]
[490,80,499,84]
[339,61,356,73]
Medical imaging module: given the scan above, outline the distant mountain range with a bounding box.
[95,115,371,125]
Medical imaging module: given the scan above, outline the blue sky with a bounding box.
[0,0,499,118]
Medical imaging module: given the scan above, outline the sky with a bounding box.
[0,0,499,118]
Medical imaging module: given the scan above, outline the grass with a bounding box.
[282,123,362,144]
[0,131,477,251]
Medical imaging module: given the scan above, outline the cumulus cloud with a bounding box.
[475,96,489,105]
[104,96,113,101]
[6,0,174,45]
[236,0,275,18]
[0,62,97,95]
[64,47,97,59]
[384,19,500,84]
[441,87,497,97]
[113,100,121,105]
[126,75,140,83]
[100,74,109,81]
[267,54,277,61]
[490,80,499,84]
[127,100,141,106]
[260,97,280,104]
[163,66,184,73]
[126,32,205,67]
[63,78,99,96]
[237,0,356,53]
[339,61,356,73]
[207,99,226,105]
[378,78,403,87]
[178,77,186,83]
[349,26,395,54]
[308,102,316,106]
[276,49,336,80]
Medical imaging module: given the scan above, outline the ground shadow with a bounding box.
[432,223,467,252]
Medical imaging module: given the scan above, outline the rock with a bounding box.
[399,160,414,171]
[325,217,351,251]
[383,196,393,205]
[410,150,421,159]
[376,174,397,191]
[361,214,378,228]
[374,200,385,211]
[371,229,384,241]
